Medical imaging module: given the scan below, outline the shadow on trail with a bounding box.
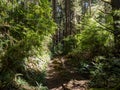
[45,56,90,90]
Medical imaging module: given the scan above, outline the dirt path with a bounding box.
[45,56,90,90]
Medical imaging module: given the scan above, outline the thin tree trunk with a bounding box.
[52,0,57,45]
[89,0,91,15]
[111,0,120,57]
[52,0,56,21]
[65,0,71,37]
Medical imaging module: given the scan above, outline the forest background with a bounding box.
[0,0,120,90]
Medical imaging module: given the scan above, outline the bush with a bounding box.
[62,35,78,54]
[0,0,56,89]
[67,18,114,60]
[90,57,120,89]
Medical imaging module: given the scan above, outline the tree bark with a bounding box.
[52,0,56,21]
[65,0,71,36]
[111,0,120,57]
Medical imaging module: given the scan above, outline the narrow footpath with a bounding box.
[45,56,90,90]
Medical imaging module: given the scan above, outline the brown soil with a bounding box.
[45,56,90,90]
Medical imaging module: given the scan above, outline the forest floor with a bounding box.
[45,56,90,90]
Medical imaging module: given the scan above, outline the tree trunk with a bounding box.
[52,0,56,21]
[65,0,71,37]
[111,0,120,57]
[52,0,57,45]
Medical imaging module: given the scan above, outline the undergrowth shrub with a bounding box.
[63,35,78,55]
[65,18,114,60]
[0,0,56,89]
[52,43,63,56]
[90,57,120,89]
[52,35,78,55]
[61,17,118,89]
[75,56,120,89]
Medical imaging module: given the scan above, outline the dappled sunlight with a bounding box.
[0,0,120,90]
[45,56,90,90]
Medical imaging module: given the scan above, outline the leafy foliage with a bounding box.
[63,17,113,60]
[0,0,56,89]
[60,16,119,89]
[90,57,120,89]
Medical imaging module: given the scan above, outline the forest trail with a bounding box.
[45,56,90,90]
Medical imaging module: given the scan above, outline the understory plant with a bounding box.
[63,18,114,60]
[90,57,120,89]
[61,17,118,89]
[0,0,56,89]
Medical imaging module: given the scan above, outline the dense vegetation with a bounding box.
[0,0,120,90]
[0,0,56,89]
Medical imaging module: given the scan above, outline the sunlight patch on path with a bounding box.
[45,56,90,90]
